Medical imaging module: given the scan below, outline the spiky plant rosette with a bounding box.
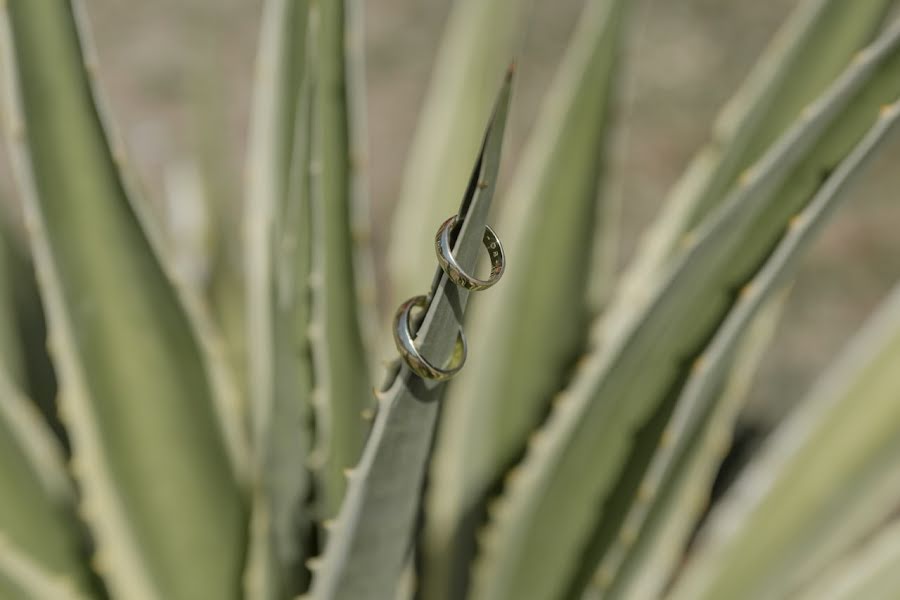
[1,1,900,600]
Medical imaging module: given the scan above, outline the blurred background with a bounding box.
[2,0,899,431]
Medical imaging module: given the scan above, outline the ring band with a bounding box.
[435,215,505,291]
[393,295,467,381]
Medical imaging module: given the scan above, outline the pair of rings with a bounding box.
[392,215,506,381]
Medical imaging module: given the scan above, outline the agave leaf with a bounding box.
[585,3,889,590]
[685,0,891,225]
[615,0,891,318]
[69,3,252,483]
[0,369,90,597]
[342,0,379,365]
[0,237,23,386]
[265,29,315,600]
[583,103,882,596]
[245,0,309,450]
[74,0,252,482]
[0,227,62,437]
[163,161,211,291]
[667,227,900,600]
[306,0,378,522]
[243,0,313,597]
[0,367,72,506]
[470,19,900,600]
[182,1,250,374]
[595,292,788,600]
[387,0,529,305]
[422,0,629,596]
[0,249,84,592]
[394,558,416,600]
[1,2,247,598]
[0,531,91,600]
[307,69,513,600]
[793,519,900,600]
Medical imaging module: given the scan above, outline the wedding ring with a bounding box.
[434,215,505,291]
[392,295,467,381]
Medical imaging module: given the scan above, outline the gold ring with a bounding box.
[434,215,505,291]
[392,295,467,381]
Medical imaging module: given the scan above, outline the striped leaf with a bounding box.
[470,18,900,600]
[669,242,900,600]
[1,2,246,598]
[0,370,91,598]
[422,1,629,597]
[307,0,377,522]
[616,0,891,316]
[243,0,314,597]
[387,0,529,306]
[307,69,513,600]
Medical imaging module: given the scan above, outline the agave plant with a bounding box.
[2,0,900,599]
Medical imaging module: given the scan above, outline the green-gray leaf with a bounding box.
[307,0,376,522]
[470,18,900,600]
[243,0,313,596]
[0,370,91,598]
[617,0,891,316]
[387,0,529,306]
[793,519,900,600]
[668,222,900,600]
[596,292,788,600]
[307,68,514,600]
[1,1,246,598]
[422,1,629,597]
[0,235,24,387]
